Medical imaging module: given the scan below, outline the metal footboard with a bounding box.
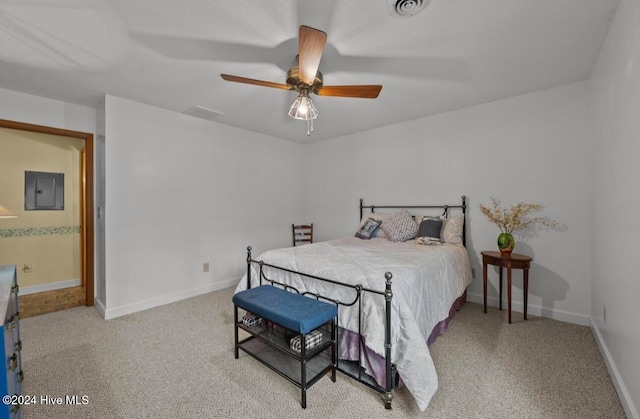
[245,246,396,409]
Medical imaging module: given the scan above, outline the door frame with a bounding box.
[0,118,95,306]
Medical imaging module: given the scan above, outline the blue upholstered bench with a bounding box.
[233,285,338,408]
[233,285,338,334]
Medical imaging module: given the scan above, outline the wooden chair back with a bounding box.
[292,224,313,246]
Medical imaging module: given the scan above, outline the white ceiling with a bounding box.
[0,0,620,143]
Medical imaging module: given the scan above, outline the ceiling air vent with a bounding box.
[387,0,431,17]
[182,105,224,121]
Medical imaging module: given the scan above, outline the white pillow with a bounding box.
[441,214,464,245]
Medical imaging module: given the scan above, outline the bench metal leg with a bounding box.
[331,320,336,382]
[301,333,307,408]
[233,305,239,359]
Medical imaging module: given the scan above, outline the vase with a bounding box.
[497,233,515,255]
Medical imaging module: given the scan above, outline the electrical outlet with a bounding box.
[23,264,33,273]
[203,263,210,273]
[603,305,607,324]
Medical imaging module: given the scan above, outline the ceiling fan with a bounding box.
[220,26,383,135]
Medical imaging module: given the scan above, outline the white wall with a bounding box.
[103,96,304,318]
[303,81,593,325]
[0,88,96,134]
[0,90,307,319]
[95,99,107,311]
[588,0,640,416]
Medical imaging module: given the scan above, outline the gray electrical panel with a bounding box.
[25,171,65,210]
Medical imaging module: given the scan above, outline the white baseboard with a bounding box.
[103,277,239,320]
[591,318,639,419]
[20,278,81,295]
[466,292,591,326]
[93,297,106,318]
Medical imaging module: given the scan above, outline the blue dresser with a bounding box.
[0,265,22,419]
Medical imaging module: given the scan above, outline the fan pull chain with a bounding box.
[307,118,314,136]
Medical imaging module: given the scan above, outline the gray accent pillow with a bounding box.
[415,218,443,245]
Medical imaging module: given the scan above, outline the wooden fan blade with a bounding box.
[315,85,382,99]
[220,74,292,90]
[298,26,327,85]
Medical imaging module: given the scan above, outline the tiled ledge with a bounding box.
[0,225,81,238]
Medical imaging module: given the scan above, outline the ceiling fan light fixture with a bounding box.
[220,25,382,137]
[288,89,318,121]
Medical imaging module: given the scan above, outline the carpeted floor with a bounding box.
[19,286,626,418]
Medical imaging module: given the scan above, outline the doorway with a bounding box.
[0,118,94,313]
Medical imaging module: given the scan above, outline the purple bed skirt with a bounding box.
[338,289,468,388]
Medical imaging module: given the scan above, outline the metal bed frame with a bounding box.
[244,196,467,409]
[360,196,467,247]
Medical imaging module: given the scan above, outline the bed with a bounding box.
[234,197,472,411]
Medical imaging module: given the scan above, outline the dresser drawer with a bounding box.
[1,265,22,419]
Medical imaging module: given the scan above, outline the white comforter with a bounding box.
[235,236,473,411]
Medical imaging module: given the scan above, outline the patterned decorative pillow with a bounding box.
[359,212,392,239]
[442,214,464,245]
[355,218,382,239]
[415,217,443,245]
[381,210,418,242]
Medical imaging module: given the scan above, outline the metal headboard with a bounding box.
[359,195,467,247]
